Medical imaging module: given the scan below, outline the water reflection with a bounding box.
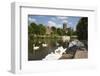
[28,37,88,61]
[28,38,69,60]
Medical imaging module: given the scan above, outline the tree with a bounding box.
[57,28,64,36]
[29,23,46,35]
[28,25,33,34]
[72,31,77,35]
[51,26,57,34]
[38,24,46,35]
[66,28,72,36]
[29,22,38,35]
[76,17,88,40]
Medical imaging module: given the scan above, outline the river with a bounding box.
[28,38,69,60]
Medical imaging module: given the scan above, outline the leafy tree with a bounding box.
[29,23,38,35]
[57,28,64,36]
[72,31,77,35]
[76,17,88,40]
[29,23,46,35]
[66,28,72,36]
[38,24,46,35]
[51,26,57,34]
[28,25,33,34]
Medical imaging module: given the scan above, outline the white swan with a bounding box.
[33,44,39,50]
[42,46,67,60]
[42,43,48,47]
[55,46,66,55]
[42,52,61,60]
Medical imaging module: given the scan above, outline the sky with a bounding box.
[28,15,81,31]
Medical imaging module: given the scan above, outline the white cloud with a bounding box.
[57,16,68,24]
[57,16,68,20]
[48,21,62,28]
[62,20,68,23]
[28,17,37,23]
[48,21,57,27]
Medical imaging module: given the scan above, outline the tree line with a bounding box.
[28,23,75,36]
[28,17,88,40]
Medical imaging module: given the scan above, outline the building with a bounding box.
[46,26,52,35]
[63,23,68,33]
[63,23,67,29]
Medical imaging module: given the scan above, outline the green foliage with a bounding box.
[66,28,76,36]
[29,23,38,34]
[57,28,64,36]
[38,24,46,35]
[72,31,77,35]
[28,22,77,37]
[66,28,72,36]
[76,17,88,40]
[28,23,46,35]
[51,26,57,35]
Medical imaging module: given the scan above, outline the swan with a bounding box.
[55,46,67,55]
[42,43,48,47]
[42,46,67,60]
[42,52,62,60]
[33,44,39,50]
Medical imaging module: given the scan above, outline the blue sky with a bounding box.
[28,15,81,31]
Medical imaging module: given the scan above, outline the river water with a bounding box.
[28,38,69,60]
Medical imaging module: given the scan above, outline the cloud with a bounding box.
[62,20,68,23]
[48,21,62,28]
[56,16,68,24]
[48,21,57,27]
[57,16,68,20]
[28,17,37,23]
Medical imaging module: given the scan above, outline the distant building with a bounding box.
[63,23,68,33]
[63,23,67,29]
[46,26,52,35]
[46,23,70,35]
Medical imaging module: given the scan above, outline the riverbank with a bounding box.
[59,50,88,59]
